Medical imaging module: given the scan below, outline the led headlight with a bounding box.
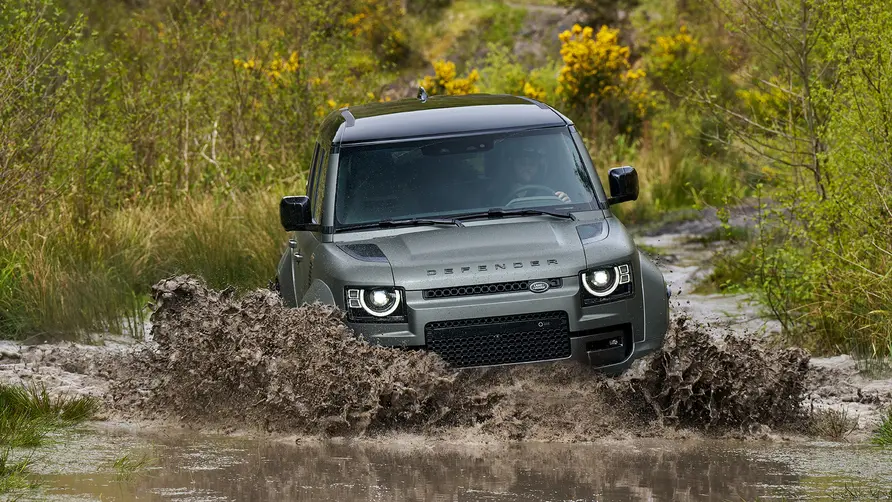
[581,264,633,302]
[345,287,405,321]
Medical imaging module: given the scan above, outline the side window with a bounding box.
[312,148,328,223]
[306,143,320,196]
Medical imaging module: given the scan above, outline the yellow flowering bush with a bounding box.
[645,26,704,94]
[315,98,351,118]
[419,60,480,95]
[232,51,300,89]
[736,78,791,124]
[557,24,653,132]
[523,82,547,101]
[345,0,409,65]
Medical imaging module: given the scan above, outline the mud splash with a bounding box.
[107,276,810,439]
[108,276,465,435]
[619,317,810,428]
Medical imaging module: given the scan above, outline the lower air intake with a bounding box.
[424,311,570,367]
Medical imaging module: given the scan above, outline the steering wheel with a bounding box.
[509,184,558,200]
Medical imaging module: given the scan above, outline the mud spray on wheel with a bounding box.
[104,276,811,440]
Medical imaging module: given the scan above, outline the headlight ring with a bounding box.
[581,264,632,298]
[346,287,405,320]
[358,288,401,317]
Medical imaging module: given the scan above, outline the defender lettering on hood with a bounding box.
[427,259,558,276]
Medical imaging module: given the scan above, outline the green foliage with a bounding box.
[0,449,33,493]
[476,45,560,103]
[407,1,525,63]
[0,0,392,337]
[557,0,639,28]
[873,407,892,447]
[719,0,892,355]
[406,0,453,15]
[0,0,84,239]
[112,452,155,480]
[0,384,96,494]
[0,191,283,337]
[0,384,98,446]
[809,408,859,442]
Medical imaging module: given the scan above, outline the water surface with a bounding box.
[19,425,892,501]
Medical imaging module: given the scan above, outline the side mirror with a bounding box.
[280,196,311,231]
[607,166,639,205]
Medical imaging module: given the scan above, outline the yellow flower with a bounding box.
[418,60,480,96]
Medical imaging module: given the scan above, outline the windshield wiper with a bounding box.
[337,217,465,232]
[454,207,576,222]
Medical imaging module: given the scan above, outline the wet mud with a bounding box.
[96,276,810,440]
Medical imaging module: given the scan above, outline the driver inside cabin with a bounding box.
[503,149,571,204]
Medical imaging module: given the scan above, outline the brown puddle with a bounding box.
[16,425,892,501]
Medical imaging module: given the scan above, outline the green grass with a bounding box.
[690,225,751,245]
[0,190,283,339]
[871,407,892,446]
[0,383,98,494]
[828,484,892,500]
[0,384,99,446]
[0,449,33,493]
[692,251,755,295]
[407,0,527,63]
[112,452,155,481]
[809,408,859,442]
[506,0,559,5]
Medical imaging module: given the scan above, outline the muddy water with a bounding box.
[21,426,892,501]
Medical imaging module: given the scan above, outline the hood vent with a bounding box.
[337,243,388,263]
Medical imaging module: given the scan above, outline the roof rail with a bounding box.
[340,108,355,127]
[417,87,429,103]
[516,95,550,109]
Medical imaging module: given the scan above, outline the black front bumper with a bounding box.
[423,310,634,369]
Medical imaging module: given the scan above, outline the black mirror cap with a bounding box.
[607,166,639,205]
[280,196,311,231]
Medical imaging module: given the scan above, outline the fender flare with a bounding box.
[638,251,670,342]
[301,279,336,306]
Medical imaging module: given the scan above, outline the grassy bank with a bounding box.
[0,190,283,338]
[0,384,98,493]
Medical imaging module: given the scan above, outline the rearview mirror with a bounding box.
[607,166,639,205]
[280,196,311,231]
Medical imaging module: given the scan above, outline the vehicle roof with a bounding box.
[325,94,571,146]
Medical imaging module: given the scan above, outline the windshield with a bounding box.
[333,127,599,228]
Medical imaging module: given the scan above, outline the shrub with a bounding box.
[346,0,411,65]
[556,24,653,135]
[477,45,560,103]
[873,407,892,446]
[0,0,84,239]
[644,26,704,97]
[419,60,481,95]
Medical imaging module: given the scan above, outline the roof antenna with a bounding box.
[417,86,429,103]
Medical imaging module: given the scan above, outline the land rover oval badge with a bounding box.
[529,281,550,293]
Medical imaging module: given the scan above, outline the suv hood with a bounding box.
[361,220,590,290]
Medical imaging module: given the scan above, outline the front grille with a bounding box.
[424,311,570,367]
[423,278,562,299]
